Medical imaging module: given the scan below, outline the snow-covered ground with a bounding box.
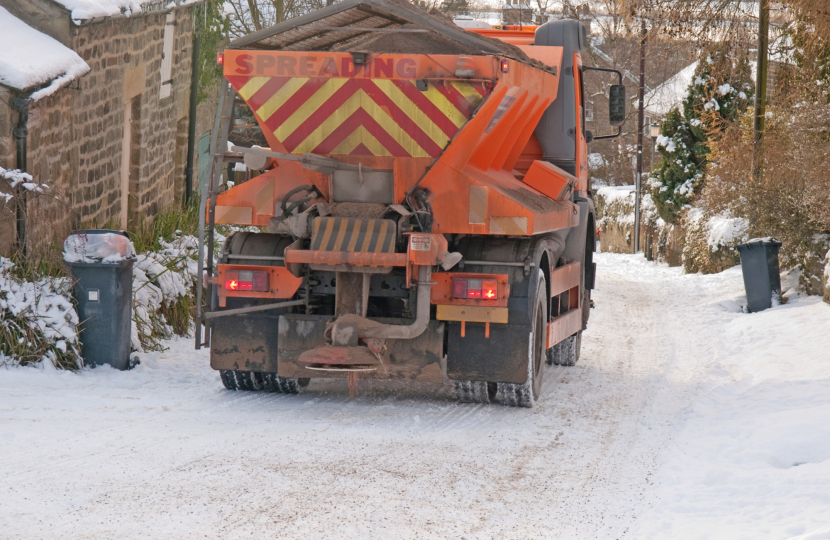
[1,253,828,539]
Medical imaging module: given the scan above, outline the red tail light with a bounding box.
[501,59,509,73]
[482,280,497,299]
[224,270,269,292]
[466,279,482,298]
[452,277,498,300]
[452,278,467,298]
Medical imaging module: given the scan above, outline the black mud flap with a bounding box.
[210,312,281,372]
[446,322,530,385]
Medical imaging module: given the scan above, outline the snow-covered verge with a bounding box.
[130,233,200,352]
[0,7,90,100]
[0,258,82,370]
[626,259,830,539]
[595,186,753,275]
[1,227,206,369]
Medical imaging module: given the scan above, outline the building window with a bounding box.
[159,12,175,99]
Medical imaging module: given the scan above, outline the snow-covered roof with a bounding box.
[645,61,698,118]
[454,18,492,29]
[53,0,202,21]
[0,6,90,100]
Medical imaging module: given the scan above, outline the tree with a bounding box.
[194,1,230,104]
[647,48,753,222]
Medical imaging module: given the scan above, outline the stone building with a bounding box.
[0,0,201,257]
[501,0,533,25]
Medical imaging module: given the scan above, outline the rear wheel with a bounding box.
[497,270,547,408]
[552,332,581,366]
[262,373,309,394]
[455,380,496,404]
[220,369,237,390]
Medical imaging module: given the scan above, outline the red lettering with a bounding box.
[374,58,394,78]
[319,57,339,76]
[341,58,357,77]
[396,58,416,78]
[299,56,316,76]
[277,56,297,76]
[256,55,276,74]
[235,54,253,75]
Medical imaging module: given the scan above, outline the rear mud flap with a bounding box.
[210,313,280,372]
[446,322,530,384]
[278,314,445,383]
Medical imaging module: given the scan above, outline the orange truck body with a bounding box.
[204,13,601,404]
[216,48,587,236]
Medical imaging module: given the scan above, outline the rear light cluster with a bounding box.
[225,270,269,292]
[452,278,498,300]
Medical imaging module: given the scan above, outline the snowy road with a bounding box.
[2,253,829,539]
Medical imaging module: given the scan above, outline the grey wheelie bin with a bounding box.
[736,238,783,313]
[64,230,136,370]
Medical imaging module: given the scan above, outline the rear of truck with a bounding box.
[197,0,622,407]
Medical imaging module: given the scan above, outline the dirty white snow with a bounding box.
[54,0,201,20]
[1,253,829,539]
[0,7,90,98]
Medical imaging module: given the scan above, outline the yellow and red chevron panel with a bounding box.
[224,51,495,159]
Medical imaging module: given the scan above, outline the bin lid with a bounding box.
[63,230,136,264]
[737,237,782,250]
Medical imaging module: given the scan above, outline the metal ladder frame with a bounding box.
[195,82,235,349]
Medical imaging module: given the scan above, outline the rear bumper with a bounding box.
[284,248,407,268]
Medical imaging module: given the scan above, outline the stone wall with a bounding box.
[0,7,195,257]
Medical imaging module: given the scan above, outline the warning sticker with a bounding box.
[410,235,431,251]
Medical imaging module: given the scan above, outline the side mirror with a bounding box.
[585,130,594,144]
[609,85,626,127]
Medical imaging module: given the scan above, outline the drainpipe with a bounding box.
[11,97,29,259]
[184,29,200,203]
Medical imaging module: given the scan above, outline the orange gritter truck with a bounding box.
[195,0,626,407]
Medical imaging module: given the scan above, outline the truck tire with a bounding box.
[262,373,309,394]
[497,270,547,408]
[220,369,237,390]
[552,332,581,366]
[454,381,494,404]
[236,370,264,391]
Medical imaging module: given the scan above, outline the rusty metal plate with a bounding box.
[278,314,445,382]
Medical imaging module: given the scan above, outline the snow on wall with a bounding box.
[685,208,749,252]
[0,7,90,98]
[707,214,749,251]
[54,0,202,20]
[596,185,635,204]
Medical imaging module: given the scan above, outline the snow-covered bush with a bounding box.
[0,257,82,369]
[131,233,200,352]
